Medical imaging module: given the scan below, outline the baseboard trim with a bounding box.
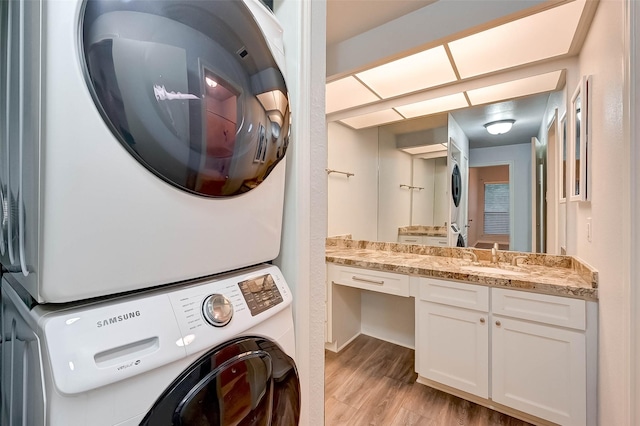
[416,376,559,426]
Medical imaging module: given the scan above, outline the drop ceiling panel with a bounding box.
[401,143,448,155]
[448,0,585,79]
[395,93,468,118]
[355,46,457,99]
[466,70,562,106]
[326,76,380,113]
[340,109,404,129]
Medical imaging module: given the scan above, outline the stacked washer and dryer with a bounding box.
[0,0,299,424]
[450,156,466,248]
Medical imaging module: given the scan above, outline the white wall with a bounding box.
[433,158,449,226]
[630,2,640,424]
[572,1,630,424]
[361,292,415,348]
[378,128,412,242]
[469,144,531,252]
[412,157,436,226]
[274,1,326,424]
[327,122,379,240]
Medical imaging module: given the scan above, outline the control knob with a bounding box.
[202,294,233,327]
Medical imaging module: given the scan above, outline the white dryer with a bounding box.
[0,264,299,425]
[450,157,462,225]
[0,0,291,302]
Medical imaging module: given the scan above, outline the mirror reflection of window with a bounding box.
[484,183,509,235]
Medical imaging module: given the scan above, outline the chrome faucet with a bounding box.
[491,243,499,264]
[511,255,528,266]
[461,250,478,263]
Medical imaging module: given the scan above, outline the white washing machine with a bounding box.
[0,0,291,303]
[0,263,299,425]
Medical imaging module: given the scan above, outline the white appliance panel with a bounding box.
[0,0,291,303]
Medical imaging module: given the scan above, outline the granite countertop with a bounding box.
[326,238,598,301]
[398,225,447,237]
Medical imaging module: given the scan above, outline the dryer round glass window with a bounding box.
[80,0,290,197]
[451,163,461,208]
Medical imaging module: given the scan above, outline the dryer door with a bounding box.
[451,163,462,208]
[80,0,290,197]
[140,336,300,426]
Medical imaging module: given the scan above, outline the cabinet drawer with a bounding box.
[328,265,409,297]
[418,278,489,312]
[398,235,422,244]
[425,237,448,247]
[492,288,586,330]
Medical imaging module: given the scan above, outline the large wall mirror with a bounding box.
[327,90,568,254]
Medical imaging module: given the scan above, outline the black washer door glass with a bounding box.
[451,163,461,208]
[81,0,290,197]
[140,336,300,426]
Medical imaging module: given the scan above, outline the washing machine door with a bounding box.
[140,336,300,426]
[80,0,290,197]
[451,163,461,208]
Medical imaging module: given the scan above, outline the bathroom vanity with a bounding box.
[325,238,598,426]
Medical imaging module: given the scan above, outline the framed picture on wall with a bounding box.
[569,75,592,202]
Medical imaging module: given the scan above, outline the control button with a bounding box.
[202,294,233,327]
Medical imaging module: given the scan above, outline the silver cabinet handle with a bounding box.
[17,0,28,277]
[352,276,384,285]
[5,0,16,266]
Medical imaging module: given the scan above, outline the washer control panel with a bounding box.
[202,294,234,326]
[238,273,283,316]
[168,264,291,356]
[38,264,291,395]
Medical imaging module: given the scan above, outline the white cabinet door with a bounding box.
[491,316,586,426]
[417,301,489,398]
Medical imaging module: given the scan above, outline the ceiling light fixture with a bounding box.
[205,76,218,88]
[484,119,515,135]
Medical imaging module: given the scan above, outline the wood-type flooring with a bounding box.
[325,334,534,426]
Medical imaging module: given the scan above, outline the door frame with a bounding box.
[468,161,515,251]
[546,110,559,254]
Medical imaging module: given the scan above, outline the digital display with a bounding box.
[238,274,283,316]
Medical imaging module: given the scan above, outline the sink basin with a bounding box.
[461,265,528,276]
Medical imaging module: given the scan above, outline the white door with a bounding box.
[417,301,488,398]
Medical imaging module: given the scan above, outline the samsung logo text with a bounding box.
[97,311,141,328]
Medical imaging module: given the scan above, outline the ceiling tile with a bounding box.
[340,109,404,129]
[355,46,457,99]
[448,0,585,79]
[400,143,448,155]
[326,76,380,113]
[466,70,562,105]
[395,93,468,118]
